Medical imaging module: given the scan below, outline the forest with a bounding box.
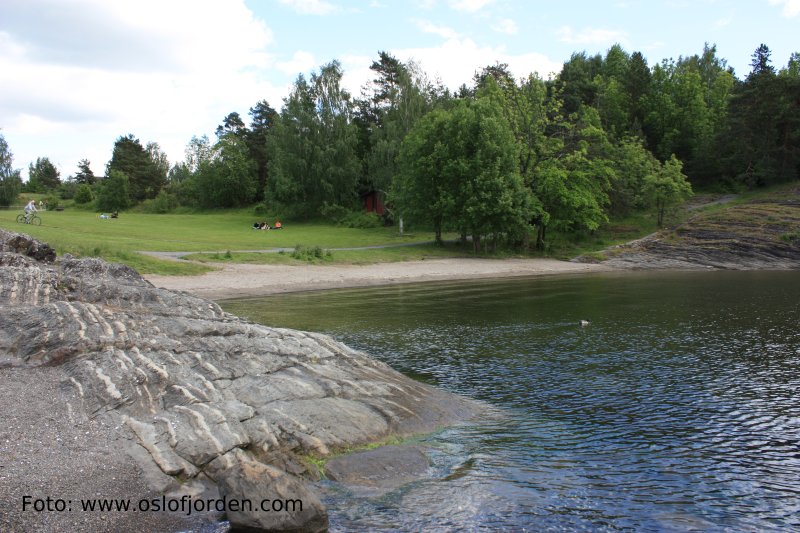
[1,42,798,252]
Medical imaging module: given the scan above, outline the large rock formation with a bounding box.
[0,229,479,531]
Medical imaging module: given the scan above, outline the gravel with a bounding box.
[0,366,219,532]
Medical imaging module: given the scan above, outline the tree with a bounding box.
[394,96,536,250]
[0,132,22,206]
[642,155,692,227]
[247,100,277,202]
[194,134,257,208]
[532,106,615,247]
[268,61,361,216]
[215,112,247,139]
[107,134,166,202]
[750,43,775,79]
[95,169,130,212]
[27,157,61,192]
[360,53,431,199]
[74,159,96,185]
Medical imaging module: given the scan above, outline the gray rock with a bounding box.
[325,445,432,490]
[0,229,481,531]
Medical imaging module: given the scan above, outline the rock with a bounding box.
[210,448,328,532]
[0,229,481,531]
[325,445,431,491]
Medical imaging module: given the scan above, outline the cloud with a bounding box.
[768,0,800,17]
[277,51,318,77]
[415,19,461,39]
[556,26,629,48]
[392,37,561,91]
[278,0,338,15]
[448,0,496,12]
[0,0,279,177]
[492,18,519,35]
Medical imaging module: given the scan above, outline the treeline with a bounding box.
[1,43,798,251]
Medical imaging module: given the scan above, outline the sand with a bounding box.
[144,257,613,301]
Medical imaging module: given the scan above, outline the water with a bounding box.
[221,271,800,532]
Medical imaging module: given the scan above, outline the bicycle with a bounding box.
[16,213,42,226]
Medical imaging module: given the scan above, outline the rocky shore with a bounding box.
[0,229,482,532]
[579,188,800,270]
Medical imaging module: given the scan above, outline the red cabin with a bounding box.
[361,191,385,215]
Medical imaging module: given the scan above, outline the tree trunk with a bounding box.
[536,224,545,250]
[472,233,481,254]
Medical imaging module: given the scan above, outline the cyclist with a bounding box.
[24,199,38,222]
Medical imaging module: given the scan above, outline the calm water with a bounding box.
[222,271,800,532]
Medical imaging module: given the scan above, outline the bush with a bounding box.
[141,190,178,213]
[74,184,94,204]
[320,203,382,228]
[291,244,330,262]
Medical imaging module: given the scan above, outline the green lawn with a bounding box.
[0,202,679,274]
[0,207,440,274]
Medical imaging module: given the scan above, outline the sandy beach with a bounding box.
[144,257,613,300]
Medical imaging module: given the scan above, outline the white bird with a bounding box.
[580,320,590,327]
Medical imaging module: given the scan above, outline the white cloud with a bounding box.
[277,51,318,76]
[769,0,800,17]
[415,19,462,39]
[556,25,629,48]
[0,0,279,177]
[448,0,496,12]
[492,18,519,35]
[278,0,338,15]
[392,38,561,91]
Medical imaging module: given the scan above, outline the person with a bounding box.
[273,220,282,230]
[260,222,270,230]
[24,200,37,222]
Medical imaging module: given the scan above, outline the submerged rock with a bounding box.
[0,229,480,531]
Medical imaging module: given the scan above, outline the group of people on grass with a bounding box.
[253,220,282,231]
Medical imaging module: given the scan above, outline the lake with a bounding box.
[221,271,800,532]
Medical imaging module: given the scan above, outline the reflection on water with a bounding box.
[222,271,800,532]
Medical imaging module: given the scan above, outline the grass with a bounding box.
[185,242,477,265]
[5,189,751,274]
[0,206,441,275]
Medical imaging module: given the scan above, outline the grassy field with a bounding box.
[0,206,442,275]
[1,199,676,275]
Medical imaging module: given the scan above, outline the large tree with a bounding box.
[107,134,166,202]
[247,100,277,202]
[74,159,96,185]
[27,157,61,192]
[394,95,536,249]
[268,61,361,216]
[0,132,22,206]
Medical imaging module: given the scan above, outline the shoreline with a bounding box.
[144,257,615,300]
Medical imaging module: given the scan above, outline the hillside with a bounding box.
[584,186,800,270]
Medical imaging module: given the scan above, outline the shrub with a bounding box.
[141,190,178,213]
[74,184,94,204]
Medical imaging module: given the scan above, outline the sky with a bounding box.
[0,0,798,181]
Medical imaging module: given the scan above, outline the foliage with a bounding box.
[74,159,96,185]
[27,157,61,192]
[107,134,166,202]
[0,132,22,206]
[642,155,693,226]
[267,61,361,217]
[141,190,178,213]
[194,134,257,208]
[395,92,536,250]
[74,184,94,204]
[95,169,130,212]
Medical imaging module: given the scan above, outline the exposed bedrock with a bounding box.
[0,229,480,531]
